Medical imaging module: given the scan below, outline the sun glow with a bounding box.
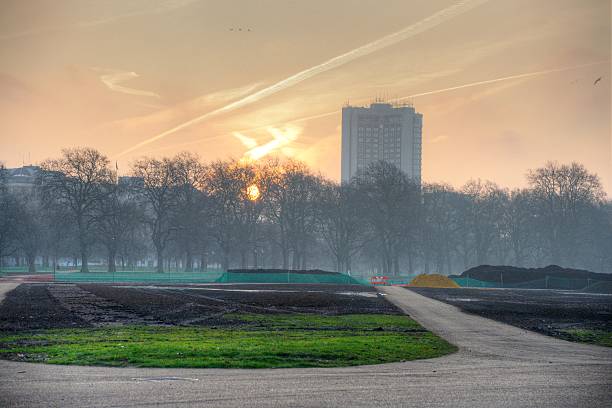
[246,184,260,201]
[233,125,301,161]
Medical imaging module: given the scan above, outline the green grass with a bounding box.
[0,314,456,368]
[560,329,612,348]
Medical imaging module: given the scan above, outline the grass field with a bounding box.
[560,329,612,348]
[0,313,456,368]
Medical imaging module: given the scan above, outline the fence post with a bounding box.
[545,275,548,289]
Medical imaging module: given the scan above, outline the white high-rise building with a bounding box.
[341,102,422,183]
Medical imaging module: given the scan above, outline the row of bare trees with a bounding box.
[1,147,610,275]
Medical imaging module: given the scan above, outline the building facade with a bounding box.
[341,102,422,183]
[3,165,40,193]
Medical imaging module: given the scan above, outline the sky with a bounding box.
[0,0,610,193]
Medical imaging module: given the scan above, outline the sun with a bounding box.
[246,184,260,201]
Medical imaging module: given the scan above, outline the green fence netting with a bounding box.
[51,270,368,285]
[451,277,498,288]
[0,267,55,275]
[54,271,224,284]
[215,272,365,285]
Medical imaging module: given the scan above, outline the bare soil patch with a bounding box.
[0,284,88,330]
[0,283,399,331]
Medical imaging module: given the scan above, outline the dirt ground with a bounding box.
[0,283,399,331]
[409,287,612,340]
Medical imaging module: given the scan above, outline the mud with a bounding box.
[0,283,399,331]
[0,284,89,330]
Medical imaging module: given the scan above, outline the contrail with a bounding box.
[133,60,607,156]
[397,60,608,100]
[93,68,161,99]
[243,60,611,130]
[242,126,301,160]
[232,132,258,149]
[114,0,489,158]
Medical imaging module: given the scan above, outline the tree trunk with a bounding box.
[393,255,400,276]
[185,250,193,272]
[252,250,258,269]
[240,251,247,269]
[291,250,299,270]
[281,248,288,270]
[156,252,164,273]
[200,253,207,272]
[108,251,116,273]
[300,252,306,270]
[81,250,89,273]
[27,254,36,273]
[222,253,230,272]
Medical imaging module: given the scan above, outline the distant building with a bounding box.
[118,176,144,188]
[3,165,40,192]
[341,102,422,183]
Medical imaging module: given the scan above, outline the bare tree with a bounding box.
[131,156,177,272]
[172,152,207,271]
[421,183,462,274]
[0,166,19,268]
[317,181,365,274]
[205,159,265,270]
[459,180,507,267]
[94,181,144,272]
[527,162,605,265]
[39,148,115,272]
[503,189,537,266]
[5,146,612,276]
[356,161,420,276]
[261,160,322,270]
[13,192,44,272]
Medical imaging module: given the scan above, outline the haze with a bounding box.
[0,0,610,192]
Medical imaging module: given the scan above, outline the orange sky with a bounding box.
[0,0,610,193]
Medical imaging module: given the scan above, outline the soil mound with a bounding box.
[452,265,612,284]
[409,274,459,288]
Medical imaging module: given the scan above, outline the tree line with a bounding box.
[1,147,610,275]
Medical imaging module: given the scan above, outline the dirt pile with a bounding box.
[409,274,459,288]
[453,265,612,284]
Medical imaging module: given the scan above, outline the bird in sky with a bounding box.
[593,77,601,85]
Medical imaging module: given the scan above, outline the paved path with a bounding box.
[0,283,610,407]
[0,281,19,302]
